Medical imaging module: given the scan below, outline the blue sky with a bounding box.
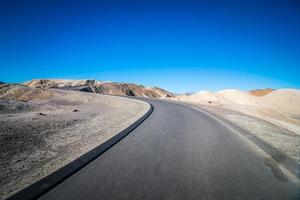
[0,0,299,93]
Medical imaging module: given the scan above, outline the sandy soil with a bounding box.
[0,86,149,200]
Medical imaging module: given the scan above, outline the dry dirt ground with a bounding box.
[0,85,149,200]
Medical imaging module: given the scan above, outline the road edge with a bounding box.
[168,100,300,179]
[6,101,154,200]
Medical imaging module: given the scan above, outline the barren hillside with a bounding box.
[24,79,174,98]
[259,89,300,115]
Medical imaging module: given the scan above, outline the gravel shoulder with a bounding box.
[0,88,149,200]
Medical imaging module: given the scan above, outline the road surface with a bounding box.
[39,98,299,200]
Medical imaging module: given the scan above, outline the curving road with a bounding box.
[39,98,299,200]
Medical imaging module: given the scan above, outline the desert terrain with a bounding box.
[25,79,175,98]
[174,89,300,163]
[1,80,300,199]
[0,83,149,199]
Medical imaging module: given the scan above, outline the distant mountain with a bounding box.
[249,88,274,96]
[183,92,196,96]
[24,79,97,88]
[24,79,175,98]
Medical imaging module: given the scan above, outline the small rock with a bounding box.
[73,109,79,112]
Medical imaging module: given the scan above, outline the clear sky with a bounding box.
[0,0,299,93]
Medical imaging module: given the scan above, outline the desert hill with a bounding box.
[24,79,174,98]
[176,89,258,106]
[175,88,300,115]
[0,84,54,102]
[217,89,258,106]
[258,89,300,115]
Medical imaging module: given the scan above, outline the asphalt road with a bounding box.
[39,99,300,200]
